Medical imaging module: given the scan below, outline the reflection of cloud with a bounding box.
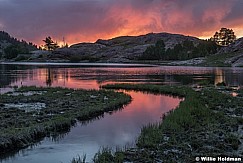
[127,91,181,113]
[0,0,243,45]
[62,90,181,148]
[8,66,243,88]
[49,90,182,161]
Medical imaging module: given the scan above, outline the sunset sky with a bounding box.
[0,0,243,45]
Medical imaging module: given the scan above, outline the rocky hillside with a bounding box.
[0,31,37,60]
[218,37,243,67]
[218,37,243,54]
[53,33,201,62]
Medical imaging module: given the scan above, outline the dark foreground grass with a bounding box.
[0,86,131,155]
[96,83,243,162]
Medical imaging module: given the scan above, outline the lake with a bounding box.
[0,63,243,163]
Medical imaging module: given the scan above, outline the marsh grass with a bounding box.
[0,86,131,155]
[98,83,243,162]
[71,154,86,163]
[93,147,124,163]
[237,88,243,97]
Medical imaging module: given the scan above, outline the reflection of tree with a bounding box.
[46,68,53,86]
[0,64,22,87]
[214,68,225,85]
[45,68,69,87]
[1,65,243,90]
[223,69,243,87]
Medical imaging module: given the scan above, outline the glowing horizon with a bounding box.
[44,27,243,46]
[0,0,243,46]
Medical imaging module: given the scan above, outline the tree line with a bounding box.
[0,27,237,61]
[0,31,38,59]
[139,27,237,61]
[138,39,220,61]
[0,32,67,59]
[42,36,68,51]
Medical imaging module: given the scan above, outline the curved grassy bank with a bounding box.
[0,86,131,155]
[95,84,243,162]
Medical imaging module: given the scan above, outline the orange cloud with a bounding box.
[0,0,242,45]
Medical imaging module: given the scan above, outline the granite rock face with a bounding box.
[53,33,201,62]
[219,37,243,67]
[218,37,243,54]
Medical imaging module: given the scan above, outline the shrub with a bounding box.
[4,45,29,59]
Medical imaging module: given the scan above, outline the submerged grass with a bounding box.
[0,86,131,155]
[98,83,243,162]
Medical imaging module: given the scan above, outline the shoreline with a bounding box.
[94,84,243,162]
[0,61,240,69]
[0,61,157,67]
[0,86,131,156]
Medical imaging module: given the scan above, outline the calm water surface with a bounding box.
[0,63,243,163]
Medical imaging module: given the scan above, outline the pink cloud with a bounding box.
[0,0,242,45]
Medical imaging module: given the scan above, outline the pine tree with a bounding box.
[43,36,59,51]
[211,28,236,46]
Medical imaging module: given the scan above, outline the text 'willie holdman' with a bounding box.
[197,156,242,162]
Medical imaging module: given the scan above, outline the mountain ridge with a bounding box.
[1,31,243,67]
[53,32,202,62]
[218,37,243,67]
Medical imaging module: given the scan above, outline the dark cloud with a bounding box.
[222,0,243,24]
[0,0,242,45]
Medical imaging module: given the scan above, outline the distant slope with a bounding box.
[0,31,37,60]
[53,33,202,62]
[218,37,243,54]
[203,37,243,67]
[222,37,243,67]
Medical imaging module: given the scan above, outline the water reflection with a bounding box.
[0,65,243,91]
[1,63,243,162]
[1,91,182,163]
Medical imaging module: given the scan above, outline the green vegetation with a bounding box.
[4,44,29,59]
[237,88,243,98]
[0,31,37,59]
[0,86,131,154]
[42,36,59,51]
[93,147,125,163]
[97,83,243,162]
[139,39,219,61]
[69,54,100,63]
[71,155,86,163]
[139,40,166,60]
[211,28,236,46]
[201,52,239,67]
[14,55,29,61]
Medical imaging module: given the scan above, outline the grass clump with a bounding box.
[93,147,124,163]
[99,83,243,162]
[71,155,86,163]
[0,86,131,155]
